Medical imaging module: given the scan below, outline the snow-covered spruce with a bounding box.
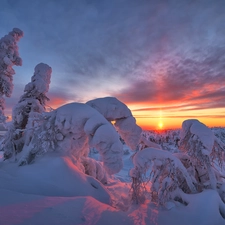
[86,97,142,150]
[3,63,52,160]
[18,103,123,175]
[179,119,225,191]
[130,147,197,205]
[0,28,23,122]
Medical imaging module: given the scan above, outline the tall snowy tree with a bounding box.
[179,119,225,191]
[0,28,23,123]
[3,63,52,160]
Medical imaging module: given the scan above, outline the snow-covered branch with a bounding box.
[86,97,142,150]
[131,147,197,194]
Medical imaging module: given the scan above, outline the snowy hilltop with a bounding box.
[0,28,225,225]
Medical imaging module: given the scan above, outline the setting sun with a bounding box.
[158,121,164,129]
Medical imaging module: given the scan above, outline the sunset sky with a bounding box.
[1,0,225,130]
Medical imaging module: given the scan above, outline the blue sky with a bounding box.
[1,0,225,129]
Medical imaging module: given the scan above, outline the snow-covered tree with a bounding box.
[3,63,52,160]
[17,102,124,175]
[130,120,225,206]
[86,97,142,150]
[179,119,225,191]
[0,28,23,123]
[213,127,225,145]
[130,147,197,205]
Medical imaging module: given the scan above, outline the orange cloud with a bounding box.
[47,97,68,110]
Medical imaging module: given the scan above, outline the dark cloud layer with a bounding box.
[1,0,225,121]
[115,48,225,110]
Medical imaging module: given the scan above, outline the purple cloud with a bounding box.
[1,0,225,122]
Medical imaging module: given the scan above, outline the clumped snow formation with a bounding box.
[3,63,52,160]
[18,102,124,175]
[180,119,215,155]
[86,97,142,150]
[0,28,23,122]
[131,147,197,205]
[179,119,225,191]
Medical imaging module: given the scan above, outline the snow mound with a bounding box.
[0,153,111,204]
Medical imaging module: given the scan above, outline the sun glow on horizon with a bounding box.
[158,121,164,129]
[157,109,164,129]
[129,102,225,131]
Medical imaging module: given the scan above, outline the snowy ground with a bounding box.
[0,129,225,225]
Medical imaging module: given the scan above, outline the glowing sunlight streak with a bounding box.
[158,109,164,130]
[158,121,163,130]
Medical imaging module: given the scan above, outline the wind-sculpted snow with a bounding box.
[19,103,123,175]
[86,97,142,150]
